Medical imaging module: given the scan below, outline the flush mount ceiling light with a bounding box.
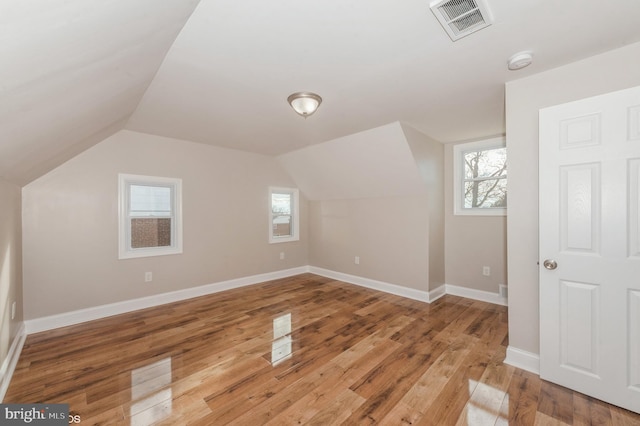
[508,51,533,70]
[287,92,322,118]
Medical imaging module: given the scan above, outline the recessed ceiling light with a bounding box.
[507,51,533,71]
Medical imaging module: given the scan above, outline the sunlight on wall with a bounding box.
[0,243,12,366]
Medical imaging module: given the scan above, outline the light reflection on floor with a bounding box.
[465,378,509,425]
[272,313,292,366]
[130,357,173,425]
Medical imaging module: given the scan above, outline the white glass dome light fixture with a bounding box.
[287,92,322,118]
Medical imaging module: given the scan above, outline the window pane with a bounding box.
[464,178,507,208]
[272,214,292,237]
[131,218,172,248]
[464,147,507,180]
[272,192,293,238]
[271,193,291,215]
[130,185,171,217]
[130,184,172,248]
[119,174,182,259]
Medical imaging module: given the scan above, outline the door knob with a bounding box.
[543,259,558,270]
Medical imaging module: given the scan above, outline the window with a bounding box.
[453,137,507,216]
[269,187,299,243]
[118,174,182,259]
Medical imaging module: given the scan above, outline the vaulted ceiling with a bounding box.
[3,0,640,185]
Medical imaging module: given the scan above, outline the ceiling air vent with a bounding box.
[430,0,493,41]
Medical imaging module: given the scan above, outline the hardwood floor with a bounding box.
[5,273,640,425]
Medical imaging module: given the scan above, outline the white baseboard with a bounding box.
[308,267,432,303]
[504,346,540,374]
[307,268,508,306]
[24,266,309,334]
[428,284,447,303]
[0,323,27,402]
[24,268,509,335]
[444,283,508,306]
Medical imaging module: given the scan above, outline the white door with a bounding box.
[539,85,640,413]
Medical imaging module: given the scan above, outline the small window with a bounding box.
[453,137,507,216]
[119,174,182,259]
[269,187,299,243]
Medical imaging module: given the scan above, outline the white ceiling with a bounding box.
[3,0,640,184]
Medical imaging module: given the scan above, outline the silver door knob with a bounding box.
[543,259,558,270]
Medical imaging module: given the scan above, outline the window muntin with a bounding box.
[119,174,182,259]
[454,138,507,216]
[272,192,292,238]
[462,146,507,208]
[129,185,171,217]
[129,185,173,249]
[269,187,299,243]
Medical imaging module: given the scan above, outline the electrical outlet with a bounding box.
[354,256,360,265]
[280,252,285,260]
[482,266,490,276]
[145,272,153,282]
[11,301,16,320]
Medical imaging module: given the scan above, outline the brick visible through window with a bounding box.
[269,187,299,243]
[131,218,171,248]
[119,174,182,259]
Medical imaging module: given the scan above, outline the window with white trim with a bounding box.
[453,137,507,216]
[269,187,299,243]
[118,174,183,259]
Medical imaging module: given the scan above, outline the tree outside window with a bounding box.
[453,137,507,216]
[463,146,507,208]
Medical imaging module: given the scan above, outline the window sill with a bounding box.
[118,246,183,260]
[454,208,507,217]
[269,236,300,244]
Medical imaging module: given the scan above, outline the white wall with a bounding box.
[402,124,445,289]
[22,130,307,319]
[444,142,507,293]
[0,179,23,373]
[506,41,640,356]
[278,122,427,201]
[308,196,430,292]
[281,122,444,293]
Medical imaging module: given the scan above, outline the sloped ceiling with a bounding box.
[0,0,201,184]
[3,0,640,185]
[277,122,427,200]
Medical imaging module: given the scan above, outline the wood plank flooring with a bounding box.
[5,273,640,425]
